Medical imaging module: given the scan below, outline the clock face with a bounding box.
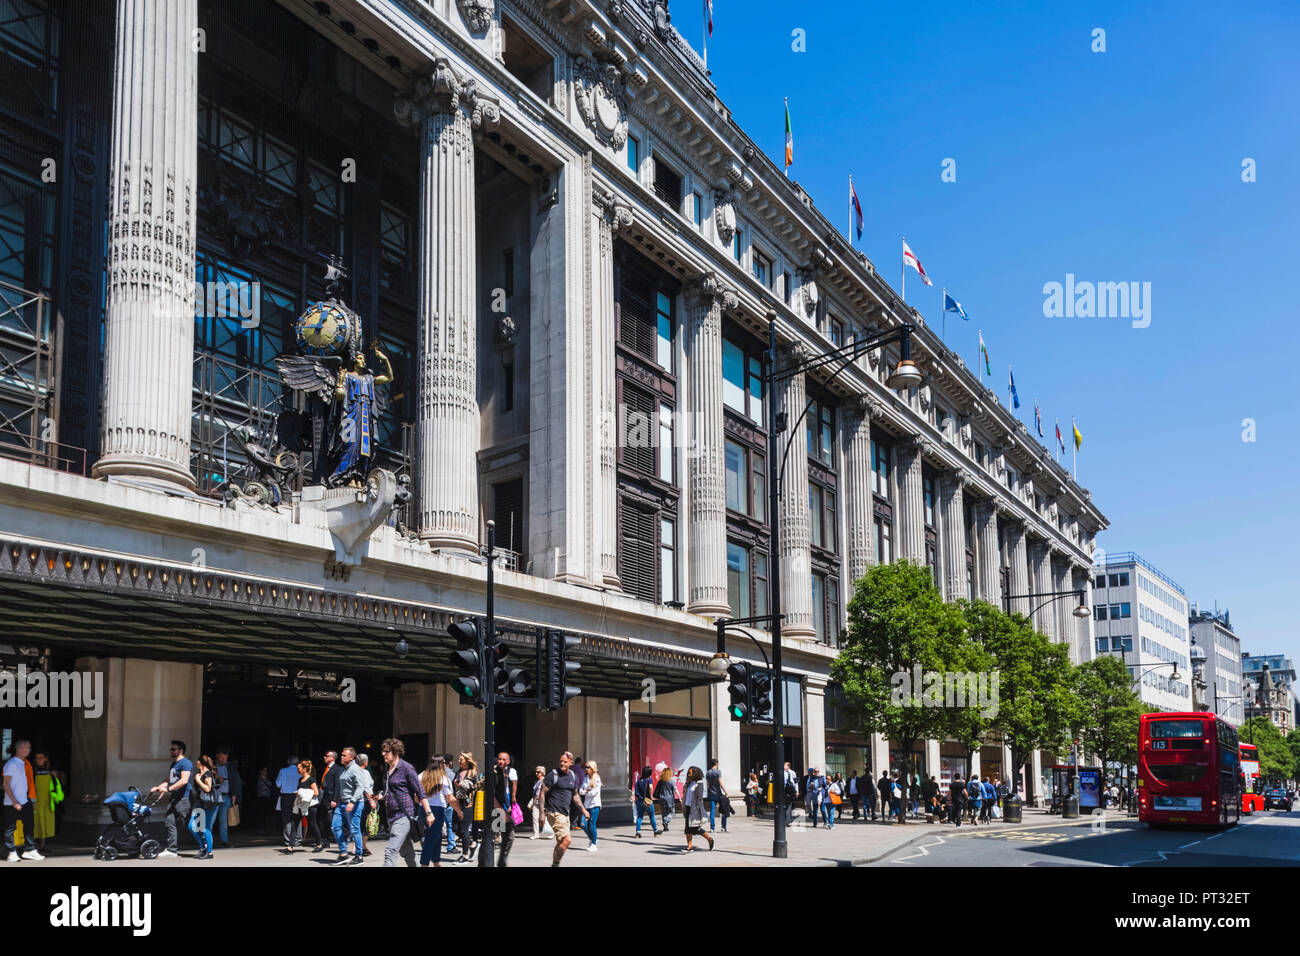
[296,302,351,355]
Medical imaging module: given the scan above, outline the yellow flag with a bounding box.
[1073,422,1083,451]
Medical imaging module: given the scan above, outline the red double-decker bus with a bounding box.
[1239,742,1264,813]
[1138,711,1240,827]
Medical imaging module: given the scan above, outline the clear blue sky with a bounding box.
[676,0,1300,659]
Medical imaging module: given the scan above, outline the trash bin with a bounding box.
[1062,794,1079,819]
[1002,792,1023,824]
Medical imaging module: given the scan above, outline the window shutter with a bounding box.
[492,479,525,556]
[619,270,656,359]
[619,499,658,603]
[621,381,656,475]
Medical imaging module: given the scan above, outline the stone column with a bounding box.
[1030,539,1053,635]
[869,732,889,780]
[1072,562,1095,663]
[711,684,742,789]
[803,677,827,774]
[1005,513,1030,617]
[925,739,941,780]
[683,273,735,615]
[938,470,971,602]
[93,0,198,490]
[776,344,814,638]
[1051,551,1072,646]
[974,499,1000,603]
[590,191,632,587]
[969,748,982,780]
[896,435,928,565]
[396,59,499,553]
[842,395,878,584]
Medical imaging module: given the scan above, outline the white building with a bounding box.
[1188,606,1243,725]
[1092,552,1190,711]
[0,0,1106,822]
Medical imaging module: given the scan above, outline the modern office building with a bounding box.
[0,0,1105,824]
[1092,552,1191,711]
[1188,606,1243,725]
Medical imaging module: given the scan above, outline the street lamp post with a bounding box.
[761,308,922,858]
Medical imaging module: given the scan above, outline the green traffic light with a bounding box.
[730,704,746,719]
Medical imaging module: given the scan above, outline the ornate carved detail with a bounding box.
[684,271,737,312]
[538,175,559,211]
[713,187,737,244]
[573,55,629,149]
[202,168,286,258]
[493,314,517,352]
[455,0,494,33]
[851,393,886,421]
[902,433,933,457]
[799,277,819,319]
[394,58,501,134]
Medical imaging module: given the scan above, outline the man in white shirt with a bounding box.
[275,755,301,850]
[3,740,42,862]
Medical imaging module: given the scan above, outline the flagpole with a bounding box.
[848,175,852,249]
[941,287,946,345]
[977,329,982,386]
[702,0,707,72]
[901,237,905,302]
[1072,417,1078,479]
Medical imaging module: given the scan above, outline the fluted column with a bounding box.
[93,0,198,490]
[592,192,631,588]
[1030,540,1052,634]
[396,60,499,552]
[684,273,735,615]
[1071,562,1094,663]
[1004,512,1030,617]
[776,344,814,638]
[939,470,970,602]
[896,435,927,565]
[1051,552,1072,645]
[842,395,878,584]
[974,499,1000,602]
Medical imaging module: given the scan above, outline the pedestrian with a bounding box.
[967,775,982,825]
[980,776,995,824]
[706,758,729,833]
[490,752,516,867]
[633,765,660,837]
[418,756,459,868]
[783,761,799,824]
[3,740,43,862]
[878,769,891,820]
[570,754,587,831]
[578,759,601,852]
[861,771,877,822]
[451,752,481,863]
[682,766,714,851]
[889,774,903,821]
[318,750,341,853]
[949,774,966,827]
[379,737,435,868]
[355,753,377,856]
[745,772,761,818]
[188,754,221,860]
[212,750,241,849]
[148,739,193,858]
[910,774,922,819]
[541,751,585,867]
[255,767,274,832]
[294,759,323,851]
[274,754,301,850]
[654,765,678,832]
[528,766,546,839]
[830,773,846,826]
[493,752,517,847]
[848,770,860,819]
[330,747,366,866]
[31,750,61,851]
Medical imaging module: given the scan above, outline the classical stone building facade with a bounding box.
[0,0,1105,821]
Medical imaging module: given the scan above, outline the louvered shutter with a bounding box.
[621,382,656,476]
[619,499,658,603]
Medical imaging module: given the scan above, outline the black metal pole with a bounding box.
[766,312,787,859]
[481,520,496,868]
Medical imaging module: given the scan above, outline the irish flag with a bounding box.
[784,98,793,168]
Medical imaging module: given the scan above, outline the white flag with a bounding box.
[902,240,932,286]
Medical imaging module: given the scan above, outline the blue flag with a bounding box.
[1008,368,1021,409]
[943,291,968,320]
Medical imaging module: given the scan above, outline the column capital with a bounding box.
[848,392,887,421]
[395,57,501,132]
[777,340,813,368]
[684,271,738,312]
[941,467,975,491]
[594,189,635,232]
[901,432,933,457]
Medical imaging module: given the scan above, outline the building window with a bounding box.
[733,228,743,262]
[829,317,844,348]
[806,399,834,466]
[661,517,676,604]
[783,271,793,305]
[974,442,985,468]
[658,403,675,484]
[722,336,764,423]
[1110,572,1129,587]
[874,514,893,564]
[812,571,841,645]
[752,250,772,287]
[871,439,891,499]
[923,474,936,528]
[652,156,683,209]
[617,265,675,373]
[692,191,703,228]
[935,406,948,434]
[809,484,836,552]
[619,498,658,603]
[1095,605,1108,621]
[727,541,750,619]
[627,134,639,174]
[725,439,746,513]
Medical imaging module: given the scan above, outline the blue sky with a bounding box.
[676,1,1300,659]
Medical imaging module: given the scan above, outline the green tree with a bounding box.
[1287,731,1300,782]
[832,561,974,824]
[962,599,1080,800]
[1074,654,1144,777]
[1240,717,1290,782]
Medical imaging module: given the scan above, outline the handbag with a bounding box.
[363,808,379,837]
[412,809,428,839]
[227,802,241,827]
[830,791,842,806]
[509,801,525,826]
[991,803,1003,820]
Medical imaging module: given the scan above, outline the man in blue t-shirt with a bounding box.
[150,739,193,856]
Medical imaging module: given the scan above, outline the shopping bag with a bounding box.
[227,803,241,827]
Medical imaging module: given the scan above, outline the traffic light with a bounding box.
[541,628,581,710]
[447,618,485,707]
[751,667,773,723]
[726,661,751,722]
[494,643,535,700]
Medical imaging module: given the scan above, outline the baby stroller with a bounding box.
[94,788,164,860]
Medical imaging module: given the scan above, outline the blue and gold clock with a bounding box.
[295,301,355,356]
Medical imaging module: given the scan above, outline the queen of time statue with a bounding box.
[275,258,393,488]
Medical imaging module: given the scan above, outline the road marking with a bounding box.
[887,836,945,864]
[1178,840,1202,849]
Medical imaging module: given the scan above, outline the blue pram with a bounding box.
[93,788,163,860]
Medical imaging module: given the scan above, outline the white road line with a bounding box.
[887,836,945,864]
[1178,840,1201,849]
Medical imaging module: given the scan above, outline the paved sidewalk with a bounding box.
[25,806,1112,867]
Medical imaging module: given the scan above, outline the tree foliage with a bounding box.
[1074,654,1144,772]
[1240,717,1291,781]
